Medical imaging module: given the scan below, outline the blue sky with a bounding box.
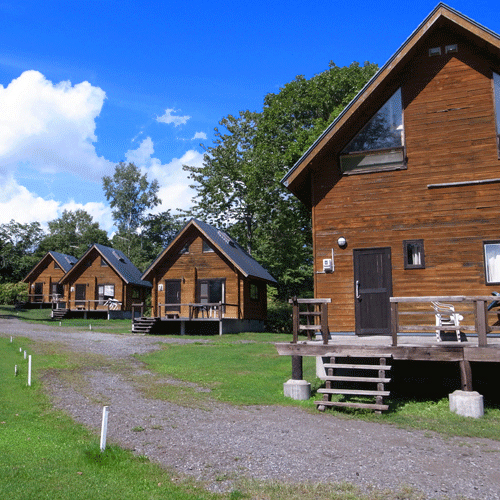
[0,0,498,233]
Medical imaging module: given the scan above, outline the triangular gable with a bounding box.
[60,244,151,287]
[23,251,77,283]
[282,3,500,205]
[142,219,277,284]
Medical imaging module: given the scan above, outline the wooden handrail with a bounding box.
[290,297,331,344]
[390,296,498,347]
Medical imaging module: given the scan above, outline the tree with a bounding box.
[0,220,45,282]
[37,209,110,257]
[102,162,160,236]
[184,61,378,298]
[102,162,160,259]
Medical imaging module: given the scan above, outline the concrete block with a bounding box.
[449,390,484,418]
[283,379,311,400]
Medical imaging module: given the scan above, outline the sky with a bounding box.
[0,0,498,234]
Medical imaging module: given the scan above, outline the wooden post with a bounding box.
[459,359,473,391]
[475,299,488,347]
[391,301,399,347]
[292,297,299,343]
[291,355,303,380]
[320,302,329,345]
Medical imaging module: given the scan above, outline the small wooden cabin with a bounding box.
[23,251,78,306]
[59,244,151,319]
[141,218,276,334]
[282,4,500,336]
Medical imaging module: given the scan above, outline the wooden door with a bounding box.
[165,280,181,312]
[353,248,392,335]
[75,284,86,308]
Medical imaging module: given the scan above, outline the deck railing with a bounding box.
[66,299,123,312]
[289,297,331,344]
[390,295,500,347]
[157,302,241,320]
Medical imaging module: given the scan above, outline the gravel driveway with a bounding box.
[2,316,500,499]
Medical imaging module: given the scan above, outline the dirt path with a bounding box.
[2,317,500,499]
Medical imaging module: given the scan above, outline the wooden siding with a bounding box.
[311,27,500,332]
[149,235,267,320]
[26,258,66,303]
[64,248,142,310]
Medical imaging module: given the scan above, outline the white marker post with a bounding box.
[100,406,109,452]
[24,350,27,359]
[15,365,18,376]
[28,355,32,387]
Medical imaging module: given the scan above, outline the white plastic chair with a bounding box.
[431,301,463,342]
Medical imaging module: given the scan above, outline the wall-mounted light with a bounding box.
[337,236,347,248]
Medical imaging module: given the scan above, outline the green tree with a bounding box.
[102,162,160,236]
[102,162,160,259]
[37,209,110,257]
[184,61,378,298]
[0,220,45,282]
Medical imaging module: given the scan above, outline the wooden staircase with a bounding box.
[132,316,160,334]
[51,308,69,320]
[315,354,392,413]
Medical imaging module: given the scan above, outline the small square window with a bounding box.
[101,257,108,267]
[445,44,458,54]
[484,241,500,284]
[404,240,425,269]
[429,47,441,57]
[54,261,61,270]
[180,243,189,254]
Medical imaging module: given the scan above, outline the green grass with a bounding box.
[0,304,133,334]
[0,335,431,500]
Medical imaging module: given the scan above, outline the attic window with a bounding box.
[101,257,108,267]
[445,44,458,54]
[340,88,405,174]
[180,243,189,254]
[202,240,214,253]
[493,72,500,155]
[429,47,441,56]
[54,262,61,270]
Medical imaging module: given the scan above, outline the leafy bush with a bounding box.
[266,295,292,333]
[0,282,28,305]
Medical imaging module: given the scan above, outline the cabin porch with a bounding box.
[276,297,500,413]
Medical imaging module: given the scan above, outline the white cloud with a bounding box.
[156,108,191,127]
[0,70,113,180]
[124,137,203,213]
[0,174,114,232]
[192,131,207,140]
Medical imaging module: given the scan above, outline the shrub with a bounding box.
[0,282,29,305]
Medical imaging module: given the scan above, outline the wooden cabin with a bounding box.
[58,244,151,319]
[140,218,276,334]
[23,251,78,306]
[282,3,500,336]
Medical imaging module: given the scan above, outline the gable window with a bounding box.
[340,88,405,174]
[250,282,259,301]
[484,241,500,284]
[101,257,108,267]
[493,72,500,154]
[54,261,61,270]
[180,243,190,254]
[202,240,214,253]
[98,284,115,305]
[404,240,425,269]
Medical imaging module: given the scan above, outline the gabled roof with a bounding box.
[142,218,277,284]
[23,251,77,282]
[282,3,500,205]
[61,243,152,288]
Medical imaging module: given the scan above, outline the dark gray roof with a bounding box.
[49,251,78,273]
[93,244,152,287]
[142,219,277,284]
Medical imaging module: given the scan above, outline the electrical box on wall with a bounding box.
[158,284,164,291]
[323,258,333,273]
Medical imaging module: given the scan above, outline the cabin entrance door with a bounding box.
[353,247,392,335]
[75,284,86,308]
[165,280,181,313]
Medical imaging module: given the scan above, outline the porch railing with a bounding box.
[157,302,240,320]
[289,297,331,344]
[66,299,123,312]
[390,295,500,347]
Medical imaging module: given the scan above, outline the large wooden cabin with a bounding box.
[23,251,77,306]
[278,4,500,409]
[58,244,151,319]
[141,219,276,334]
[283,3,500,336]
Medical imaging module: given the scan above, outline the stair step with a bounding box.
[318,388,390,396]
[315,401,389,411]
[322,363,392,370]
[323,376,391,383]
